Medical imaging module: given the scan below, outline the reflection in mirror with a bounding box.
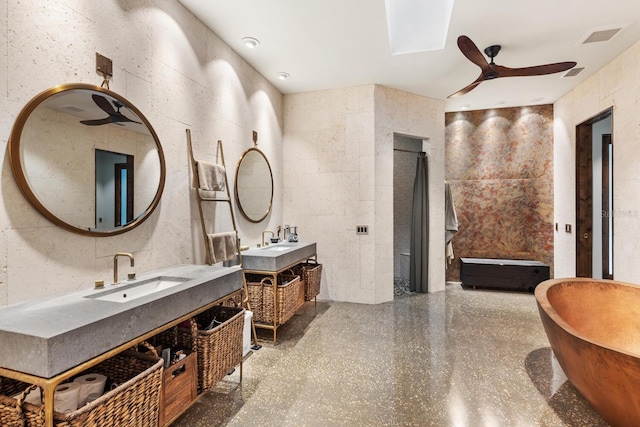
[235,148,273,223]
[95,149,134,229]
[9,84,165,236]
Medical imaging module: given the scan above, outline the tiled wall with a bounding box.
[283,85,445,303]
[445,105,554,281]
[0,0,283,305]
[554,39,640,281]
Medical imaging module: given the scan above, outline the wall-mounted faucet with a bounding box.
[262,230,275,246]
[113,252,135,284]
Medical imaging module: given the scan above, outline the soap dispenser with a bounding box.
[288,226,298,242]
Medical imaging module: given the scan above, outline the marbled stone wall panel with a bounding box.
[445,105,554,281]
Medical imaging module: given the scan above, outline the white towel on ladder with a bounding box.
[197,160,226,191]
[207,232,237,264]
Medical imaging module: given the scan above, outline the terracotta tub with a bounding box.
[535,278,640,427]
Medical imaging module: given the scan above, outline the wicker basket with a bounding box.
[0,345,163,427]
[293,260,322,301]
[245,275,269,323]
[0,380,41,427]
[154,306,245,392]
[246,274,300,325]
[192,306,245,391]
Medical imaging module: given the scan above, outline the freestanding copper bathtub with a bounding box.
[535,278,640,427]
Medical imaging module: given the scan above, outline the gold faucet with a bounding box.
[113,252,134,284]
[262,230,275,246]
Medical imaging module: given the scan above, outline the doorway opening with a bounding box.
[95,149,134,230]
[393,134,429,297]
[576,108,613,278]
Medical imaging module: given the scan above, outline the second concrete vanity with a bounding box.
[242,241,317,343]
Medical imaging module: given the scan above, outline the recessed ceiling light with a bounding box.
[276,72,290,80]
[460,104,470,110]
[531,97,544,103]
[241,37,260,49]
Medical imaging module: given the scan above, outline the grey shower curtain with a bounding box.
[410,153,429,293]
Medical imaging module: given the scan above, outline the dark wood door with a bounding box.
[576,122,593,277]
[576,109,613,278]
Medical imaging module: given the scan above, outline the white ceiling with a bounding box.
[178,0,640,112]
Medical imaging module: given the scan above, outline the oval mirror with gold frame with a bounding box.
[234,147,273,223]
[8,83,166,236]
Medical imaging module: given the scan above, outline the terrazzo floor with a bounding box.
[172,282,608,426]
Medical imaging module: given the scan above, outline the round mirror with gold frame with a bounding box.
[8,83,166,236]
[234,147,273,223]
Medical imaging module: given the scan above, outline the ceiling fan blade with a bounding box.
[457,35,491,72]
[91,94,117,115]
[113,115,142,125]
[496,61,577,78]
[447,75,484,98]
[80,117,113,126]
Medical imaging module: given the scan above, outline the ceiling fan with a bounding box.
[448,35,577,98]
[80,94,142,126]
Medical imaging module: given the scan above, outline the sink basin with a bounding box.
[261,245,291,252]
[260,242,298,251]
[86,276,189,303]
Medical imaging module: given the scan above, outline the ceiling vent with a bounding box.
[578,25,626,45]
[563,67,586,78]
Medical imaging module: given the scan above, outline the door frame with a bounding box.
[601,133,613,279]
[575,107,613,278]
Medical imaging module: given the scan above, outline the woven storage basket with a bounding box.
[245,274,269,323]
[246,274,300,325]
[0,380,42,427]
[154,306,245,392]
[292,260,322,301]
[0,344,163,427]
[192,306,245,391]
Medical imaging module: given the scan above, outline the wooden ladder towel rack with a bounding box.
[185,128,260,349]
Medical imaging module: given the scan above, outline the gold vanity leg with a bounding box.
[43,382,56,427]
[273,273,278,345]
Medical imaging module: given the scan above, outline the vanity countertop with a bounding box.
[0,264,243,378]
[242,241,316,272]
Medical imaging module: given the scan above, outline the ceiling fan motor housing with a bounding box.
[484,45,501,62]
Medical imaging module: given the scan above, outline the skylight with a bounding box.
[385,0,455,55]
